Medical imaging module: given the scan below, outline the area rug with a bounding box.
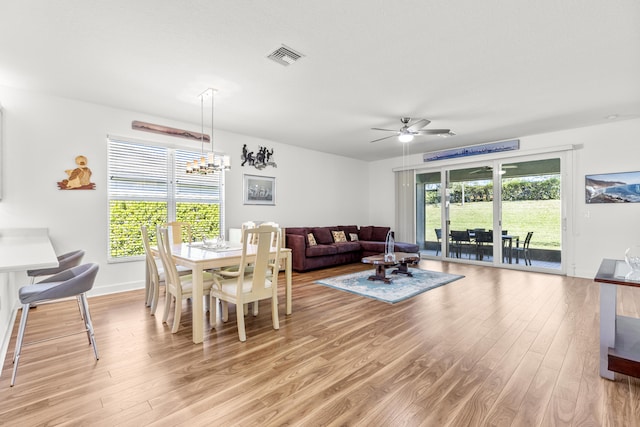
[314,268,464,304]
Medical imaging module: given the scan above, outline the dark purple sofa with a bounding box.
[285,225,420,272]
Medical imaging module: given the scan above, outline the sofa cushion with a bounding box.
[331,230,347,243]
[372,226,391,242]
[311,227,334,245]
[333,241,361,254]
[338,225,359,240]
[307,233,317,246]
[306,244,338,257]
[359,226,373,241]
[349,233,359,241]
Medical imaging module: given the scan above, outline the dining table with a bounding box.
[150,241,292,344]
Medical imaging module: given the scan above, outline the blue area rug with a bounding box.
[315,268,464,304]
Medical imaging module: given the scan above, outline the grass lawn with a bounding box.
[425,199,561,250]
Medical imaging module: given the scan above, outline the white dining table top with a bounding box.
[0,228,58,272]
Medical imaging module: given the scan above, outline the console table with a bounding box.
[594,258,640,380]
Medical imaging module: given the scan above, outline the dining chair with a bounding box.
[474,230,493,260]
[156,226,215,333]
[26,249,86,315]
[163,221,193,245]
[141,225,191,315]
[209,224,281,342]
[514,231,534,265]
[450,230,472,259]
[434,228,442,255]
[10,263,99,386]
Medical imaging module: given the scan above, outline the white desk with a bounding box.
[151,243,292,344]
[0,228,58,272]
[0,228,58,370]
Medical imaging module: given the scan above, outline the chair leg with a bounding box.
[210,295,216,326]
[11,303,30,387]
[271,293,280,330]
[237,302,247,342]
[162,292,172,324]
[253,301,259,316]
[221,301,229,322]
[76,295,85,320]
[171,296,182,333]
[80,294,99,360]
[150,277,160,316]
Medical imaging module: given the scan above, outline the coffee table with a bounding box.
[361,252,420,284]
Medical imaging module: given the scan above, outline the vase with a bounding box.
[625,245,640,280]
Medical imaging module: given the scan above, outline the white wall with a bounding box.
[0,86,370,299]
[368,117,640,279]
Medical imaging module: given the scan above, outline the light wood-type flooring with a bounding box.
[1,261,639,426]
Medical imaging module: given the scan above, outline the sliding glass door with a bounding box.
[446,165,494,262]
[416,154,564,272]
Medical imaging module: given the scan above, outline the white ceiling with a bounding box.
[1,0,639,161]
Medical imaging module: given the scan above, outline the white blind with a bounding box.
[174,149,222,202]
[108,138,168,200]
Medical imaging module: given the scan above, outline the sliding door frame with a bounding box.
[411,145,573,275]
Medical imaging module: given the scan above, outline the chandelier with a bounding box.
[186,88,231,174]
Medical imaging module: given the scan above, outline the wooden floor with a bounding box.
[1,261,640,426]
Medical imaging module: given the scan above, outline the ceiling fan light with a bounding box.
[398,133,414,143]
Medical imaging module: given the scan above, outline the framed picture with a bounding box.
[243,174,276,205]
[586,171,640,203]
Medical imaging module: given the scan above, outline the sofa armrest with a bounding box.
[286,233,307,272]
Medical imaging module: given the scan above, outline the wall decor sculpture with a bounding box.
[586,171,640,203]
[132,120,209,142]
[58,155,95,190]
[241,144,277,169]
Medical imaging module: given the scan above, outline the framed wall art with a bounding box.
[243,174,275,205]
[586,171,640,203]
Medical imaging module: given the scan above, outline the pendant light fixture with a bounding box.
[186,88,231,174]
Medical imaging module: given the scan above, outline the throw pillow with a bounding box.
[307,233,317,246]
[349,233,359,241]
[332,230,347,243]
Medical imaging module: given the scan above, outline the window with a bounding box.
[108,137,224,260]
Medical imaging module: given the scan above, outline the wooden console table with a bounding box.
[594,258,640,380]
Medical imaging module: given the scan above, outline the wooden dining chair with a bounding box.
[209,224,281,342]
[163,221,193,245]
[141,225,191,316]
[156,226,215,333]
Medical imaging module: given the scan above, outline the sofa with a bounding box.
[285,225,420,272]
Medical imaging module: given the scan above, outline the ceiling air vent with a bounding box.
[267,45,304,66]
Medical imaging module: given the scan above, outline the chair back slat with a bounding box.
[156,226,183,298]
[240,225,281,298]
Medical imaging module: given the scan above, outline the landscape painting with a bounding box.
[585,171,640,203]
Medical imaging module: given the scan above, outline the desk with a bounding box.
[0,228,58,273]
[151,243,292,344]
[0,229,58,366]
[594,259,640,380]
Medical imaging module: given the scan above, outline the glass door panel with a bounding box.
[416,172,442,256]
[500,158,561,269]
[446,165,494,262]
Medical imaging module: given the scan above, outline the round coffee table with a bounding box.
[361,252,420,284]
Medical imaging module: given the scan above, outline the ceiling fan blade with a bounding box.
[370,134,398,143]
[407,119,431,132]
[416,129,451,135]
[371,127,399,132]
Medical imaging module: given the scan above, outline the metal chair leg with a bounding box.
[80,294,99,360]
[11,304,31,387]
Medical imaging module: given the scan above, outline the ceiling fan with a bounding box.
[469,165,518,175]
[370,117,454,143]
